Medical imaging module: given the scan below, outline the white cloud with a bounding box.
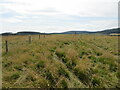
[2,17,23,23]
[1,0,118,17]
[1,19,117,33]
[0,0,119,33]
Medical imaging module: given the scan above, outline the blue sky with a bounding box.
[0,0,119,33]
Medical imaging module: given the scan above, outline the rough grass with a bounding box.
[2,34,119,88]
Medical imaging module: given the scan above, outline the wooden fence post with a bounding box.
[5,40,8,53]
[29,36,31,44]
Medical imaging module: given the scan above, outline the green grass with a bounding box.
[2,34,119,88]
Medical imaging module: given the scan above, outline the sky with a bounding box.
[0,0,119,33]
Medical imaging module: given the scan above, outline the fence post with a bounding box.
[5,40,8,53]
[29,36,31,44]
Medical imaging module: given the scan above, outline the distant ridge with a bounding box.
[60,28,119,34]
[16,31,41,35]
[1,28,119,36]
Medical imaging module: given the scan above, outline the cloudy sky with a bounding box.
[0,0,119,33]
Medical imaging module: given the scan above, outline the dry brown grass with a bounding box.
[2,34,119,88]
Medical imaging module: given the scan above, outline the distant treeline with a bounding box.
[1,28,120,36]
[1,31,50,36]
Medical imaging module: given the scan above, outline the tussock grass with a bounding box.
[2,34,118,88]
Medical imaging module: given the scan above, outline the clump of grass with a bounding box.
[74,67,92,85]
[33,78,50,88]
[66,60,76,69]
[50,47,56,52]
[56,48,65,58]
[91,75,101,87]
[26,75,36,82]
[3,61,12,68]
[88,55,96,60]
[56,77,68,88]
[61,79,68,88]
[109,63,117,72]
[36,60,45,69]
[73,60,92,86]
[63,41,71,45]
[14,65,23,71]
[11,73,20,80]
[79,50,90,58]
[79,51,86,58]
[97,57,106,64]
[66,48,78,60]
[43,70,57,86]
[61,57,68,63]
[116,71,120,79]
[96,52,102,56]
[58,67,70,79]
[65,48,78,69]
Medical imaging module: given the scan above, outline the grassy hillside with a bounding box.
[2,34,119,88]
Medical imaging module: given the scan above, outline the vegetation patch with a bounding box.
[2,34,118,88]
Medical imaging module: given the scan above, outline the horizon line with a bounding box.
[0,27,118,34]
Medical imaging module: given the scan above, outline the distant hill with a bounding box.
[1,31,41,36]
[1,32,14,36]
[16,31,41,35]
[60,28,119,35]
[1,28,119,36]
[93,28,120,34]
[60,31,90,34]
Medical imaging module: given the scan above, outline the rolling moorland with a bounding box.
[1,28,120,36]
[2,33,120,88]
